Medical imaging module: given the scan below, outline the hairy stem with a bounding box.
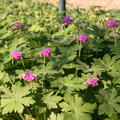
[78,42,82,57]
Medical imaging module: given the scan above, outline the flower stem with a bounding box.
[44,57,46,67]
[42,57,46,89]
[18,112,24,120]
[78,42,82,57]
[44,112,46,120]
[31,82,35,93]
[114,36,116,45]
[114,28,117,45]
[24,105,33,118]
[21,59,25,70]
[75,68,77,77]
[12,58,14,65]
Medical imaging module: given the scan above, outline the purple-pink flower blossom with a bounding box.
[84,78,99,87]
[12,22,22,28]
[107,19,117,28]
[39,48,51,58]
[63,16,73,25]
[11,50,22,60]
[23,72,36,82]
[79,34,89,43]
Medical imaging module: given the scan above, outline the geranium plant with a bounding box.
[0,0,120,120]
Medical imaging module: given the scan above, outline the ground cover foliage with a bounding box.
[0,0,120,120]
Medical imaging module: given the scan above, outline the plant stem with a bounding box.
[42,80,44,89]
[42,57,46,89]
[44,112,46,120]
[44,57,46,67]
[12,58,14,64]
[31,82,34,93]
[75,68,77,77]
[78,42,82,57]
[114,28,117,45]
[18,112,24,120]
[21,59,25,70]
[10,78,14,84]
[114,36,116,45]
[24,105,33,118]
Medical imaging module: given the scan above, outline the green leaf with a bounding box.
[96,88,120,117]
[15,70,25,75]
[35,62,58,75]
[1,73,11,83]
[43,91,62,109]
[60,94,96,120]
[52,74,87,91]
[8,38,25,51]
[52,25,77,45]
[87,54,120,76]
[63,61,89,71]
[1,82,35,114]
[108,61,120,84]
[28,23,47,32]
[48,112,63,120]
[110,41,120,58]
[104,115,119,120]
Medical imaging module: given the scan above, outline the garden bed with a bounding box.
[0,0,120,120]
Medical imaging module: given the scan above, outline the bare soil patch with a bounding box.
[34,0,120,10]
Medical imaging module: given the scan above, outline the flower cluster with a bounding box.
[79,34,89,43]
[11,48,52,82]
[107,19,117,28]
[39,48,51,58]
[12,22,22,28]
[11,18,118,85]
[19,72,36,82]
[23,72,36,82]
[84,78,99,87]
[11,50,23,60]
[63,16,73,25]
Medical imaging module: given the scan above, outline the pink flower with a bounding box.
[107,19,117,28]
[84,78,99,87]
[79,34,89,43]
[12,22,22,28]
[23,72,36,82]
[11,50,22,60]
[39,48,51,58]
[63,16,73,25]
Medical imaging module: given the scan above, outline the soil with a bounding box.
[37,0,120,10]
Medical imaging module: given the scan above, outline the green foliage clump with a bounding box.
[0,0,120,120]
